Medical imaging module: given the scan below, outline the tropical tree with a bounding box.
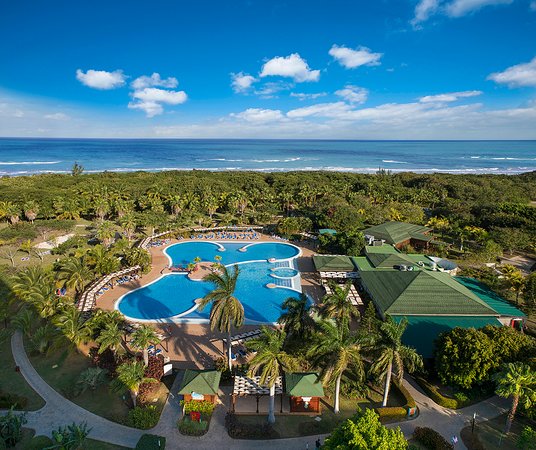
[124,247,151,271]
[320,281,360,328]
[493,362,536,434]
[93,197,110,221]
[23,200,39,223]
[96,220,115,247]
[308,320,371,413]
[111,360,157,407]
[199,265,244,368]
[120,213,137,241]
[11,308,36,337]
[131,324,161,366]
[95,322,125,358]
[502,265,525,305]
[323,408,407,450]
[12,266,51,302]
[277,293,316,340]
[56,257,93,296]
[53,305,91,350]
[247,327,298,424]
[30,324,58,354]
[370,316,423,407]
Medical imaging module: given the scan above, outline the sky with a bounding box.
[1,0,536,139]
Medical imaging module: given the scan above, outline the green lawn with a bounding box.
[14,428,131,450]
[27,345,131,423]
[462,413,536,450]
[0,331,45,411]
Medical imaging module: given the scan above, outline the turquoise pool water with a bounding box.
[271,267,299,278]
[116,242,301,323]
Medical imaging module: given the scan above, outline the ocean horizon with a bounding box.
[0,138,535,176]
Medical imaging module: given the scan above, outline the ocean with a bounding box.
[0,138,535,176]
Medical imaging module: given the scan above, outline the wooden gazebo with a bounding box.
[178,369,221,404]
[285,372,324,414]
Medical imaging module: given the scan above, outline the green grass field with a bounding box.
[0,331,45,411]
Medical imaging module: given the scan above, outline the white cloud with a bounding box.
[44,113,69,120]
[531,1,536,11]
[487,57,536,88]
[230,108,285,123]
[287,102,352,119]
[290,92,328,101]
[329,45,382,69]
[411,0,440,26]
[419,90,482,103]
[445,0,513,17]
[231,72,258,93]
[260,53,320,82]
[131,73,178,90]
[335,85,369,104]
[76,69,126,90]
[128,88,187,117]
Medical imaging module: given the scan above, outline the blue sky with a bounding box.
[1,0,535,138]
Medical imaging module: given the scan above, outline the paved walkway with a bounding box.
[8,331,509,449]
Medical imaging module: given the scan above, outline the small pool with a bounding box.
[116,241,302,324]
[271,267,299,279]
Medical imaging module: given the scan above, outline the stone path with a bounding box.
[8,331,509,449]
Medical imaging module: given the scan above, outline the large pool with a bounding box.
[116,242,302,323]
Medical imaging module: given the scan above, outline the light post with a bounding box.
[472,412,476,433]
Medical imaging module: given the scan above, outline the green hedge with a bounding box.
[135,434,166,450]
[414,377,460,409]
[375,380,418,421]
[25,435,54,449]
[413,427,453,450]
[178,417,209,436]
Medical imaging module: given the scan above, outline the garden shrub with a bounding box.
[225,413,279,439]
[89,347,118,374]
[178,417,209,436]
[413,427,453,450]
[414,377,459,409]
[144,355,164,381]
[375,407,408,420]
[180,400,215,416]
[135,433,166,450]
[214,356,232,382]
[0,408,27,447]
[517,426,536,450]
[394,380,416,408]
[127,406,160,429]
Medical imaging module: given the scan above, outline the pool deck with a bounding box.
[96,234,324,369]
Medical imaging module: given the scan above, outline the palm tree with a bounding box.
[97,221,115,247]
[12,266,51,302]
[277,293,316,340]
[53,305,91,350]
[320,281,360,328]
[370,316,423,407]
[308,320,371,413]
[96,322,125,358]
[198,265,244,369]
[493,362,536,434]
[111,360,157,407]
[124,247,151,271]
[12,308,36,337]
[247,327,298,424]
[4,201,21,224]
[131,324,161,366]
[23,200,39,223]
[56,257,93,296]
[120,213,137,241]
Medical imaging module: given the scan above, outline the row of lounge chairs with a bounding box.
[147,238,170,248]
[190,232,260,240]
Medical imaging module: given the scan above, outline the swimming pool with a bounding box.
[116,242,302,323]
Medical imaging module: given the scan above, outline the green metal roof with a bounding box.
[285,373,325,397]
[363,222,431,245]
[351,256,374,271]
[178,369,221,396]
[392,315,502,358]
[366,252,418,269]
[364,244,400,255]
[360,270,497,316]
[455,277,526,318]
[313,255,356,272]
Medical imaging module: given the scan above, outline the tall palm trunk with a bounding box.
[268,383,276,424]
[143,348,149,366]
[227,328,232,369]
[505,394,519,434]
[131,390,138,408]
[334,373,342,414]
[382,360,393,407]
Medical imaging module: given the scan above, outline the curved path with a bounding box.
[9,331,508,449]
